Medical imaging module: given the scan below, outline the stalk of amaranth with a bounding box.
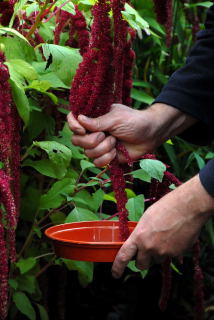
[0,49,21,320]
[69,0,135,241]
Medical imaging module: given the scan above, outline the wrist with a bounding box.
[147,103,198,147]
[175,175,214,221]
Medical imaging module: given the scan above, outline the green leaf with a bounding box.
[63,259,94,287]
[7,59,38,82]
[23,159,69,179]
[206,152,214,159]
[36,304,49,320]
[9,279,18,290]
[9,0,29,27]
[54,0,75,14]
[10,80,30,126]
[126,195,144,221]
[13,291,36,320]
[32,141,72,179]
[17,275,37,294]
[122,4,150,33]
[41,44,82,86]
[133,80,152,88]
[80,159,95,171]
[0,36,35,62]
[205,220,214,247]
[65,207,98,223]
[72,190,94,210]
[21,186,41,222]
[131,169,151,183]
[127,261,148,279]
[193,152,205,169]
[163,142,180,177]
[131,88,154,105]
[40,178,75,209]
[139,159,166,182]
[27,80,52,92]
[184,1,213,8]
[170,263,182,275]
[125,188,136,199]
[0,27,29,43]
[92,189,104,211]
[50,212,66,225]
[39,72,70,89]
[16,257,37,274]
[104,192,117,203]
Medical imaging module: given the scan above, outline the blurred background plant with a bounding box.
[0,0,214,319]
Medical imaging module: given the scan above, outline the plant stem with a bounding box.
[35,252,55,259]
[37,166,110,226]
[43,0,70,23]
[26,0,49,40]
[17,228,35,259]
[35,255,56,278]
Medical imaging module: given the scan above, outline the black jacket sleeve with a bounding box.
[153,5,214,197]
[154,4,214,145]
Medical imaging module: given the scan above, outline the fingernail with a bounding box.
[78,115,88,122]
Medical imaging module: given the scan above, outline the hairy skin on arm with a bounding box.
[111,175,214,278]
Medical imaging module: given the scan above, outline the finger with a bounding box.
[77,105,118,133]
[67,112,86,135]
[72,132,105,149]
[93,149,117,167]
[85,136,116,159]
[135,251,152,271]
[112,240,137,279]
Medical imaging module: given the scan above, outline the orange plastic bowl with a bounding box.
[45,220,137,262]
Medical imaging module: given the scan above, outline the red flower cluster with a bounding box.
[69,0,135,240]
[54,6,89,55]
[153,0,173,47]
[0,51,20,320]
[193,240,204,320]
[0,211,8,320]
[143,154,204,317]
[0,0,15,26]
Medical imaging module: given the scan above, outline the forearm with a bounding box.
[145,103,198,147]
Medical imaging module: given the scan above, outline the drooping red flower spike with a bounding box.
[0,49,20,320]
[54,5,89,55]
[193,240,204,320]
[159,257,172,311]
[153,0,173,47]
[69,0,135,240]
[0,211,9,320]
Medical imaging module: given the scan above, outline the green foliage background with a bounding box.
[1,0,214,319]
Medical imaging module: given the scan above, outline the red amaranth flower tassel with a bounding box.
[70,0,134,240]
[0,170,17,262]
[54,10,71,44]
[193,240,204,320]
[153,0,173,47]
[66,6,89,55]
[122,28,136,106]
[159,257,172,311]
[0,211,9,320]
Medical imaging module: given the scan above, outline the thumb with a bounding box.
[78,112,116,133]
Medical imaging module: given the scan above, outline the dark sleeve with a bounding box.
[153,4,214,145]
[153,5,214,197]
[199,159,214,197]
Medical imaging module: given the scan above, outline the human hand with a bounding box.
[67,103,158,166]
[67,103,197,167]
[111,175,214,278]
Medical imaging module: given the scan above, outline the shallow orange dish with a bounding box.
[45,220,137,262]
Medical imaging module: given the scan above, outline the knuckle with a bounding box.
[118,251,128,263]
[72,136,78,146]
